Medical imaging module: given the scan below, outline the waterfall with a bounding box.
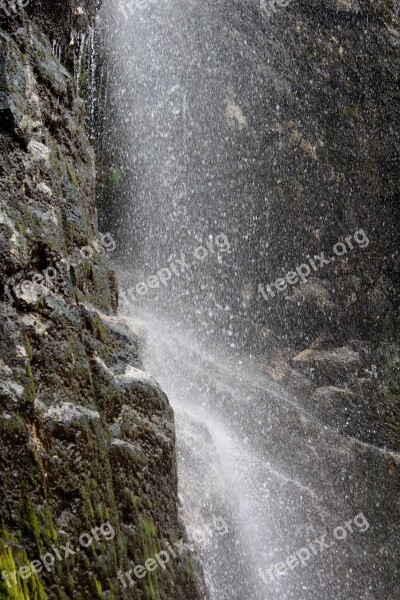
[87,25,97,127]
[97,1,398,598]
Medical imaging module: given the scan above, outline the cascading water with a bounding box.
[139,314,280,600]
[97,1,399,598]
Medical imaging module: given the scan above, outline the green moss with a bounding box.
[0,545,25,600]
[93,576,102,598]
[139,518,161,600]
[184,560,194,577]
[129,493,138,511]
[20,497,43,555]
[24,335,33,360]
[95,503,105,522]
[0,414,24,434]
[89,478,98,491]
[38,507,58,546]
[66,163,78,186]
[81,487,95,524]
[26,570,48,600]
[19,499,56,560]
[108,168,122,188]
[55,560,63,579]
[146,579,159,600]
[140,518,157,543]
[0,535,47,600]
[30,448,46,481]
[24,363,35,404]
[66,574,74,593]
[78,46,90,97]
[86,313,108,344]
[75,290,85,304]
[80,66,88,91]
[19,51,28,65]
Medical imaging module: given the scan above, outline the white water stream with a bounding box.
[99,0,398,597]
[127,313,283,599]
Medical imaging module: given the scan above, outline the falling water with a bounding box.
[87,25,97,127]
[139,313,281,599]
[98,1,399,598]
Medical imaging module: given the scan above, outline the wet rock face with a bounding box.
[218,0,399,455]
[0,3,205,600]
[251,0,400,347]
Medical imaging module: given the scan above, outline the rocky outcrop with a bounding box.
[0,3,205,599]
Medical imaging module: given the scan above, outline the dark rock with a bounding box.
[291,345,361,385]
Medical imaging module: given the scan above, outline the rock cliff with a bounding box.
[0,2,205,599]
